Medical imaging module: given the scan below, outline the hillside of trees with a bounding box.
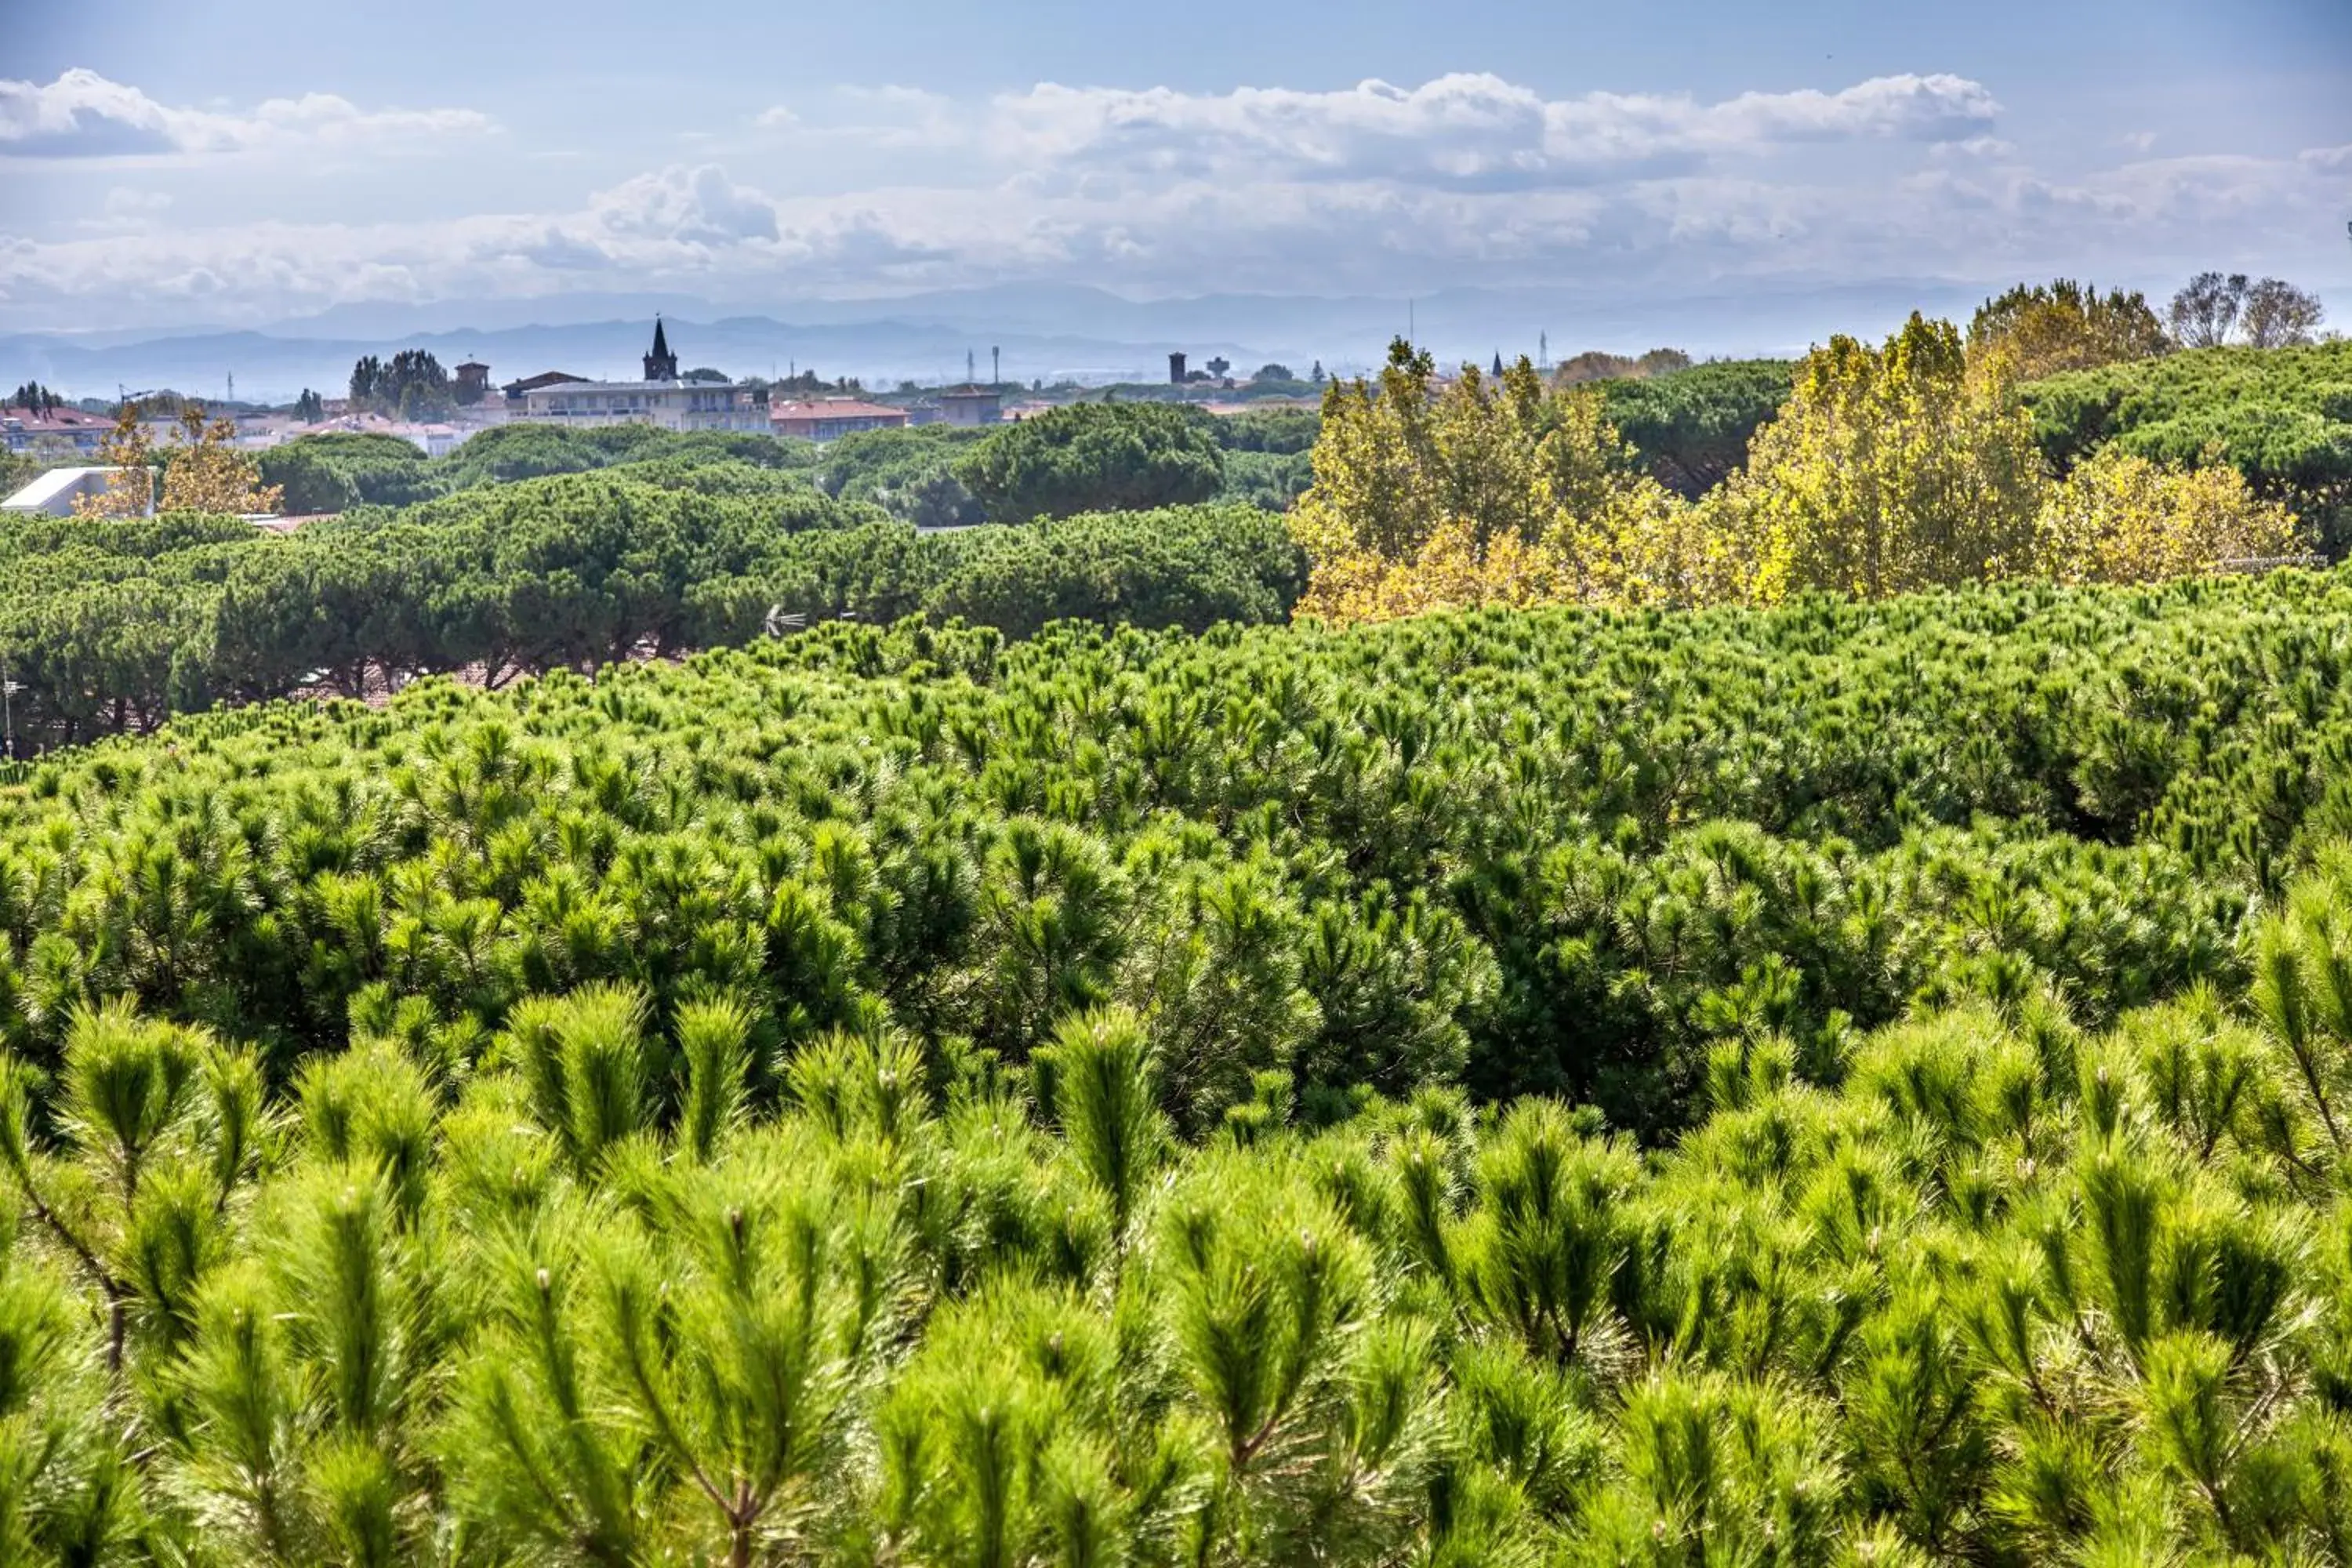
[5,268,2351,1565]
[0,478,1303,750]
[10,568,2352,1559]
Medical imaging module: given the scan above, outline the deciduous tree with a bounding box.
[2241,278,2326,348]
[1700,314,2048,601]
[158,405,285,516]
[71,406,156,518]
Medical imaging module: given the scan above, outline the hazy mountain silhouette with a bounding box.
[1,280,1988,402]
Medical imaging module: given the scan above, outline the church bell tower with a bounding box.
[643,317,678,382]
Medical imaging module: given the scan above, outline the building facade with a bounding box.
[770,400,909,442]
[509,323,768,433]
[936,386,1004,426]
[503,371,588,403]
[517,380,767,432]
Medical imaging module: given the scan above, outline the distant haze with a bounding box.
[0,280,2090,404]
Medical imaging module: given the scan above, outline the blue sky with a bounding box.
[2,0,2347,336]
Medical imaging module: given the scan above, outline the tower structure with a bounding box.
[643,318,679,382]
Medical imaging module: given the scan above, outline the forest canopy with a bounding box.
[3,271,2352,1562]
[1290,321,2306,624]
[7,564,2352,1560]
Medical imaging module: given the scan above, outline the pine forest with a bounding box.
[6,300,2352,1565]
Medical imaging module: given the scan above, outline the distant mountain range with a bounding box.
[0,280,1994,404]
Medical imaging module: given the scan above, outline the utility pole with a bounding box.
[2,653,20,762]
[991,346,1000,387]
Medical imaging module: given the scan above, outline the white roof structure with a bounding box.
[1,466,150,516]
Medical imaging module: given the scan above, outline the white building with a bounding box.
[510,320,768,434]
[2,466,151,517]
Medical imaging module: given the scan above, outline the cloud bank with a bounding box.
[0,66,2342,336]
[0,67,494,159]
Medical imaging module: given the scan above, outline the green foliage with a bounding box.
[10,543,2352,1557]
[0,486,1302,751]
[956,403,1227,523]
[4,563,2352,1130]
[913,505,1308,640]
[815,424,992,528]
[434,423,819,490]
[1592,358,1795,498]
[349,350,451,419]
[1215,408,1321,455]
[15,857,2352,1561]
[2024,340,2352,553]
[258,433,438,512]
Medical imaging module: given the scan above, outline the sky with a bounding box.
[2,0,2348,344]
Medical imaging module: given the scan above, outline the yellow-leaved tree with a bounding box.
[1699,314,2048,603]
[2035,446,2304,584]
[1291,340,1691,622]
[158,404,284,515]
[1967,278,2171,380]
[1294,319,2308,627]
[71,405,157,517]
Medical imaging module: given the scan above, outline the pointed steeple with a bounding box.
[644,315,678,382]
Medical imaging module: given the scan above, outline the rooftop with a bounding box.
[2,405,111,432]
[2,466,129,511]
[502,371,589,394]
[520,379,747,394]
[771,400,906,421]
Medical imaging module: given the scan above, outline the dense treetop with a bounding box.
[7,566,2352,1559]
[1294,323,2301,622]
[0,480,1303,751]
[2023,339,2352,552]
[1590,358,1794,498]
[955,403,1229,523]
[1968,278,2171,381]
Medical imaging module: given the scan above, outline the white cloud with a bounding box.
[591,165,780,244]
[977,72,2001,189]
[753,85,962,151]
[1930,136,2018,161]
[0,67,494,159]
[0,70,2338,338]
[747,73,2000,191]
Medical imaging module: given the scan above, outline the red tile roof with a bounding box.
[770,400,907,422]
[2,405,111,433]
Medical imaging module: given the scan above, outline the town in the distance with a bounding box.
[0,315,1338,515]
